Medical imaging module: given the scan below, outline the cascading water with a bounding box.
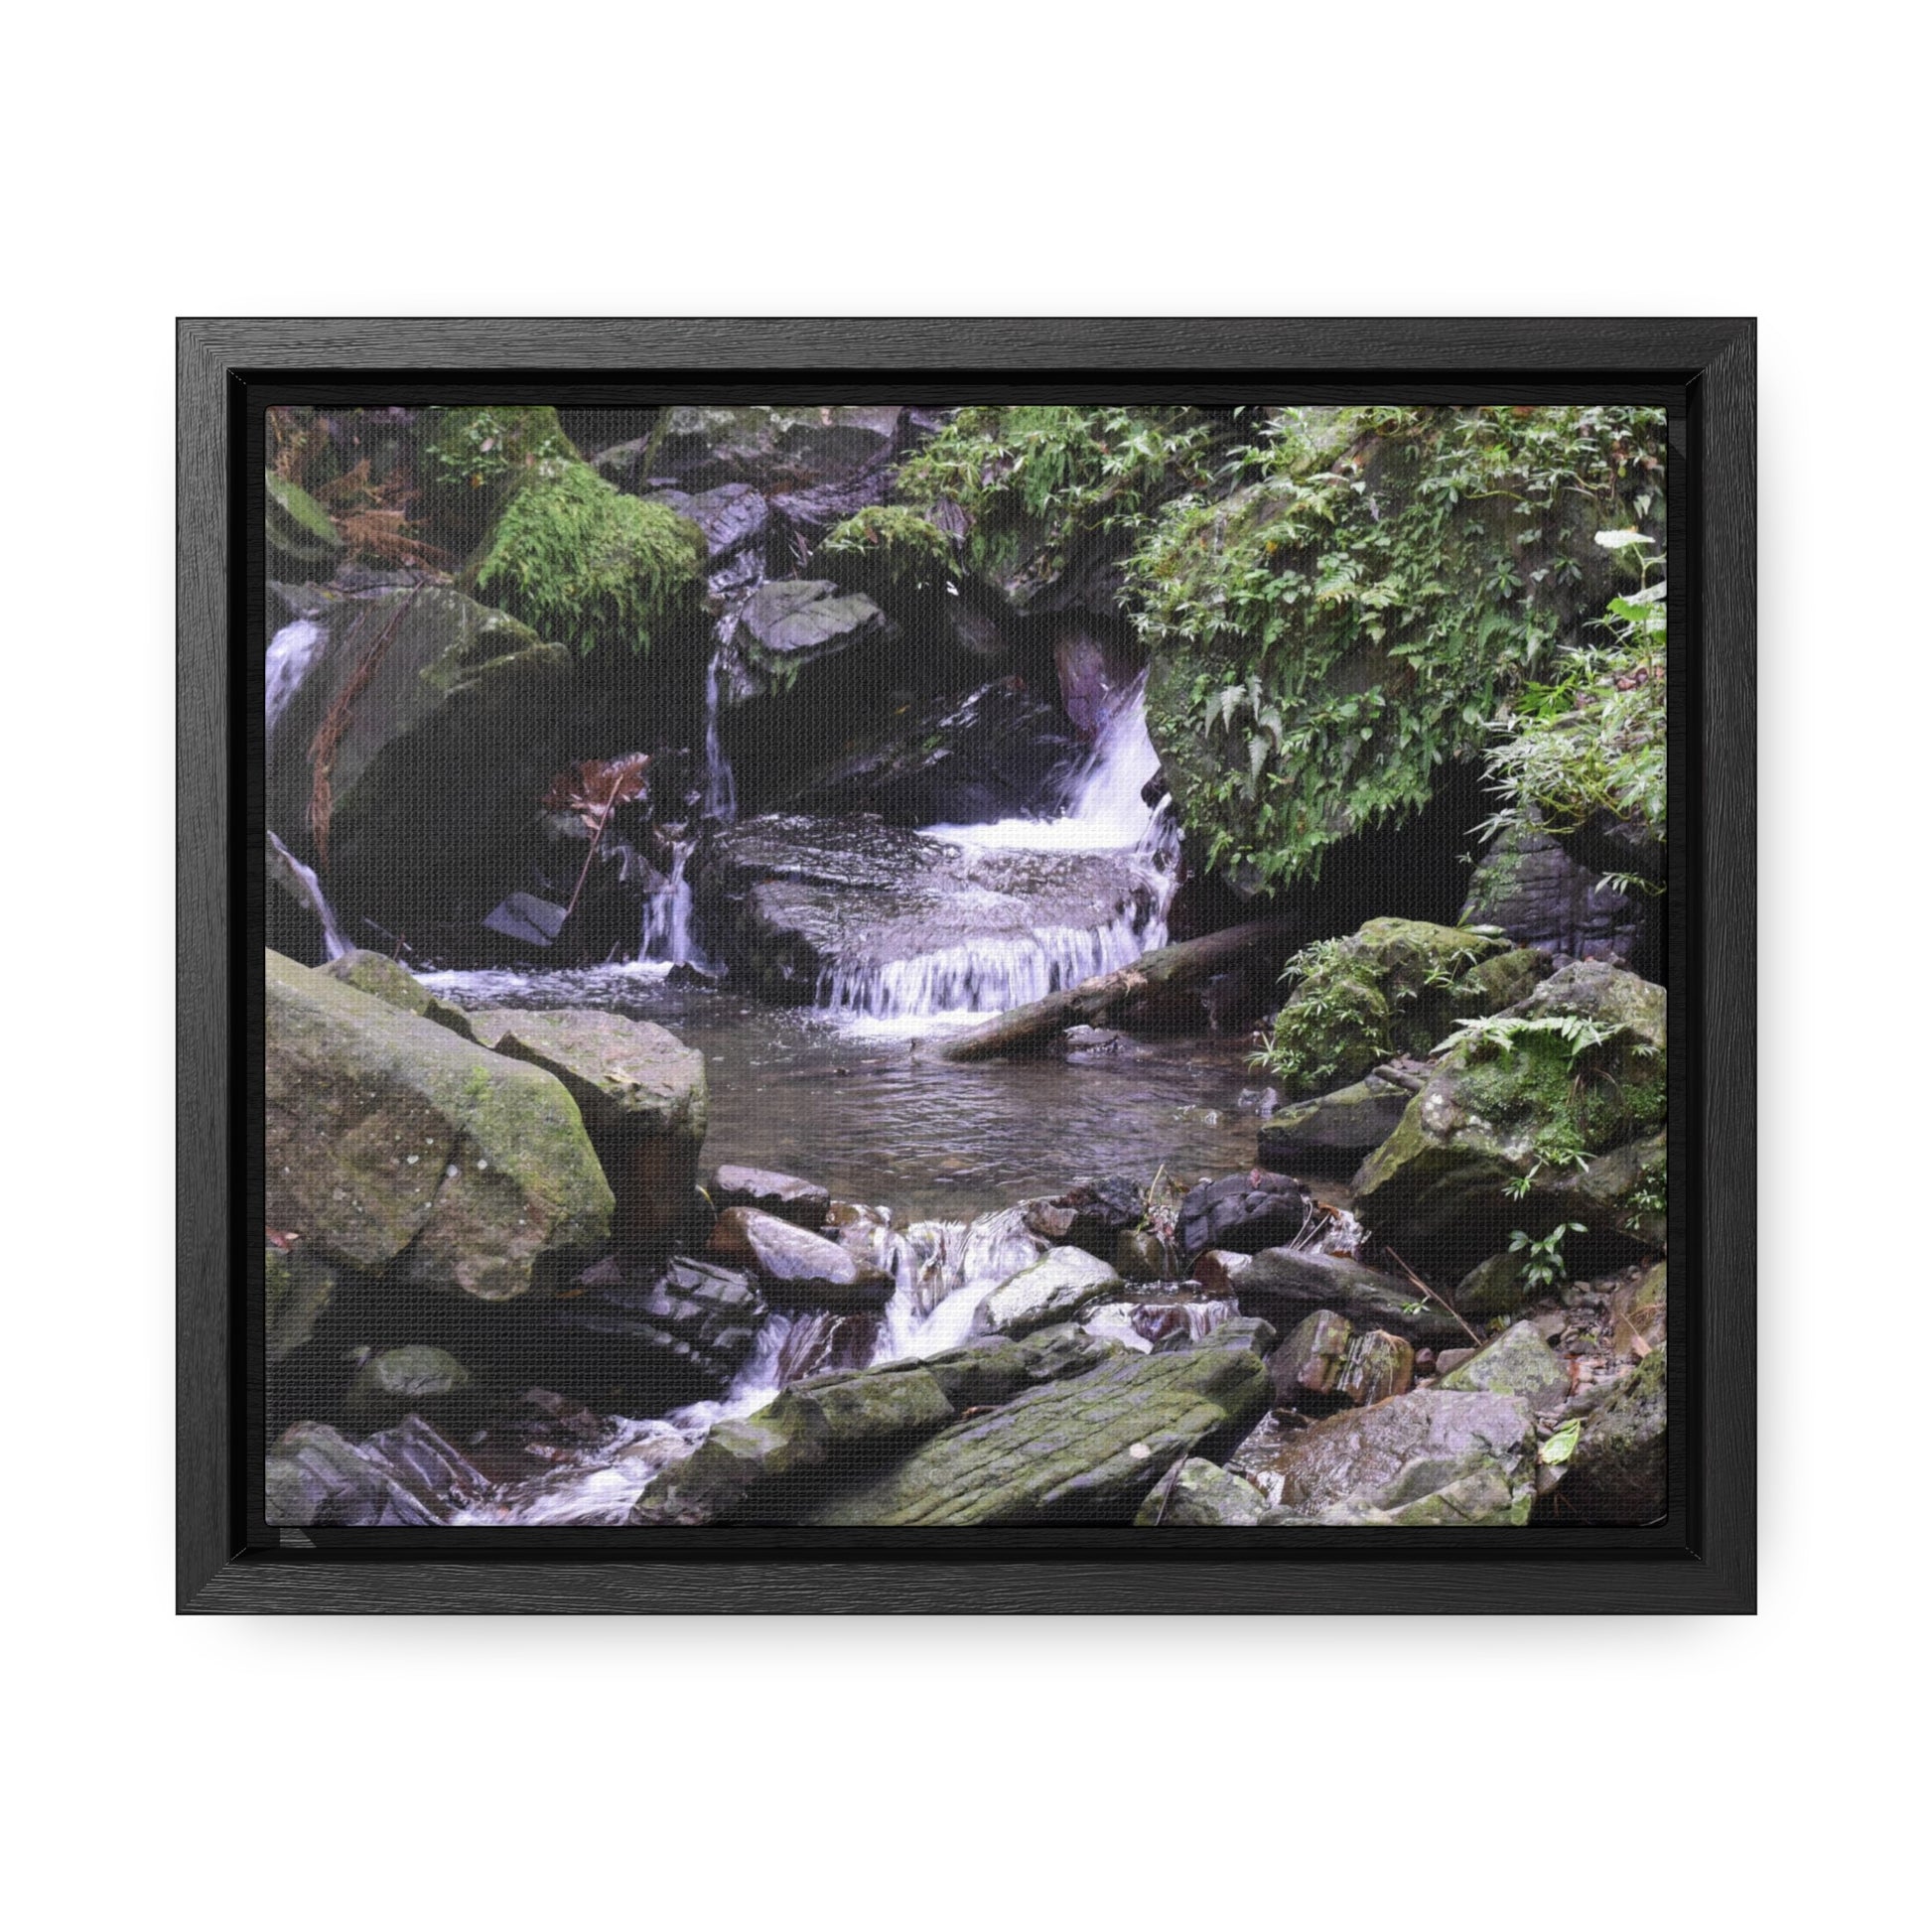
[815,676,1180,1024]
[638,836,704,968]
[265,616,324,734]
[266,829,349,960]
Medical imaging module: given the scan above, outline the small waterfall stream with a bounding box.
[267,829,349,960]
[265,615,324,735]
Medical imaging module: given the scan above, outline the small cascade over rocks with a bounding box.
[638,835,706,968]
[266,829,349,959]
[265,616,325,735]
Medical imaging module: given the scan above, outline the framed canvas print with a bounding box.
[179,318,1754,1612]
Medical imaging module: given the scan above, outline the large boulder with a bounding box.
[647,404,902,493]
[1351,959,1668,1276]
[1459,820,1648,964]
[264,582,580,945]
[1256,1071,1417,1177]
[1176,1171,1311,1266]
[1253,1387,1539,1526]
[699,814,1159,1007]
[264,951,613,1300]
[808,1318,1276,1526]
[316,950,475,1035]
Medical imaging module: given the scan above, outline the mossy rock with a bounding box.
[1559,1343,1667,1524]
[1260,917,1546,1101]
[345,1344,475,1431]
[266,473,344,580]
[472,459,706,657]
[1352,960,1666,1276]
[418,405,580,539]
[265,950,613,1300]
[317,951,476,1037]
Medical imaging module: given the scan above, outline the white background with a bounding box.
[3,4,1914,1926]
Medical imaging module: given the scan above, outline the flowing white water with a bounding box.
[817,678,1179,1026]
[266,829,349,960]
[702,638,739,823]
[265,617,324,733]
[638,838,706,968]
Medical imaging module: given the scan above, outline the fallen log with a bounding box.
[940,919,1295,1063]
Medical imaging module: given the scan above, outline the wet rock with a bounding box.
[1237,1244,1466,1347]
[1435,1347,1476,1378]
[1134,1456,1269,1527]
[810,1318,1277,1526]
[1336,1329,1416,1407]
[650,404,901,492]
[265,1415,485,1527]
[1270,1310,1355,1400]
[265,951,613,1301]
[707,1206,895,1311]
[345,1344,474,1431]
[710,1165,831,1230]
[1054,620,1146,742]
[469,1008,708,1257]
[316,950,476,1037]
[1083,1299,1238,1354]
[773,676,1082,826]
[1256,1388,1539,1526]
[739,579,888,682]
[1116,1228,1173,1282]
[1176,1171,1312,1265]
[1192,1250,1254,1296]
[264,584,579,946]
[265,1243,337,1364]
[640,482,767,559]
[918,1324,1119,1410]
[1351,960,1668,1277]
[1558,1343,1667,1524]
[702,814,1156,1001]
[1437,1320,1571,1408]
[1460,819,1648,962]
[773,1310,881,1387]
[978,1245,1125,1337]
[1257,1074,1414,1177]
[1023,1175,1148,1260]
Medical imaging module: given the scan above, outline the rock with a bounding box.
[1461,819,1658,970]
[707,1207,894,1311]
[1435,1348,1476,1377]
[265,951,613,1300]
[773,676,1083,826]
[917,1324,1119,1411]
[710,1165,830,1230]
[640,482,767,558]
[1115,1228,1172,1282]
[492,1256,767,1409]
[649,404,901,492]
[1610,1261,1667,1358]
[1351,959,1668,1277]
[1437,1320,1572,1407]
[1257,918,1546,1102]
[264,583,580,945]
[1255,1388,1539,1526]
[265,1244,336,1364]
[345,1344,474,1430]
[1192,1250,1254,1296]
[1082,1299,1239,1354]
[700,814,1157,1003]
[1023,1175,1148,1260]
[1176,1171,1311,1265]
[266,472,344,580]
[468,1008,708,1257]
[809,1318,1277,1526]
[978,1245,1125,1337]
[1257,1074,1416,1177]
[1134,1457,1269,1527]
[1454,1250,1538,1320]
[1054,621,1147,741]
[1558,1344,1667,1524]
[739,578,888,679]
[1269,1311,1412,1407]
[316,950,475,1036]
[1237,1244,1467,1347]
[1270,1310,1353,1399]
[265,1415,485,1527]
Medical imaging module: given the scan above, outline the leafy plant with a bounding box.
[821,503,960,591]
[541,753,652,927]
[1509,1220,1586,1294]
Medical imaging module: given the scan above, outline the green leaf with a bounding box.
[1540,1419,1583,1466]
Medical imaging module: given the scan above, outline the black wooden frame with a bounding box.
[179,318,1755,1613]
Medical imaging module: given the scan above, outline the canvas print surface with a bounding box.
[262,402,1668,1530]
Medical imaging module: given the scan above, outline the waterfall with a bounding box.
[702,643,738,823]
[267,829,349,960]
[818,677,1179,1024]
[638,836,704,967]
[265,617,324,734]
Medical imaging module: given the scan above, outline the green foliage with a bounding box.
[1434,1012,1619,1059]
[1509,1220,1586,1293]
[1476,570,1667,865]
[896,405,1222,597]
[475,462,706,657]
[1132,405,1667,885]
[821,503,960,591]
[422,406,574,493]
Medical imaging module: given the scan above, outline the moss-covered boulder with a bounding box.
[1257,1072,1416,1177]
[1134,1457,1269,1526]
[265,950,613,1300]
[1437,1320,1571,1407]
[471,458,706,657]
[1256,1387,1539,1526]
[1257,919,1552,1102]
[809,1319,1276,1527]
[1558,1343,1667,1524]
[1351,960,1667,1277]
[1459,819,1648,964]
[266,472,344,580]
[345,1344,474,1431]
[977,1245,1124,1337]
[417,404,580,541]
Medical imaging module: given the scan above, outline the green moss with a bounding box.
[474,462,706,657]
[421,405,576,495]
[821,504,959,590]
